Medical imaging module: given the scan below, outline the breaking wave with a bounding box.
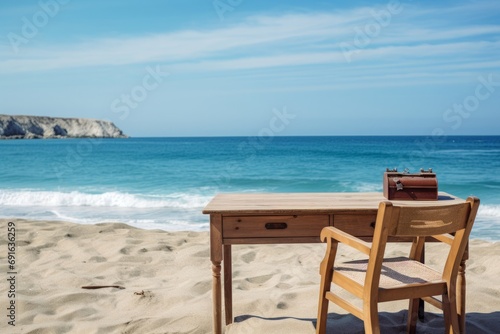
[0,189,211,209]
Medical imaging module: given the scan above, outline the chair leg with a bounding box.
[316,268,332,334]
[316,292,329,334]
[363,300,380,334]
[317,239,338,334]
[407,298,420,334]
[442,292,460,334]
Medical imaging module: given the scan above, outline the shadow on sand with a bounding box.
[235,311,500,333]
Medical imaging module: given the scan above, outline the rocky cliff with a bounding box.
[0,115,127,139]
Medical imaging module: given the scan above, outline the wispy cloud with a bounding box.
[1,1,498,89]
[1,12,347,71]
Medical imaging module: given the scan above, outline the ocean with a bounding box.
[1,136,499,240]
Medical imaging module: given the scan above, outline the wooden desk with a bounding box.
[203,192,466,334]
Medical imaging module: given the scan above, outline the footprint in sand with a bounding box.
[125,238,143,245]
[245,273,274,285]
[176,239,188,246]
[275,282,292,289]
[192,279,212,295]
[192,249,209,258]
[88,256,107,263]
[118,267,142,278]
[470,265,486,274]
[277,301,288,309]
[240,251,256,263]
[157,243,174,251]
[119,246,132,255]
[118,255,153,264]
[236,274,275,290]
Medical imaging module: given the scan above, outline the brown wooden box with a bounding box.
[383,171,438,200]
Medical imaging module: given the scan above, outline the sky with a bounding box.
[0,0,499,137]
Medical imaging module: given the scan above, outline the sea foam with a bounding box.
[0,189,211,209]
[1,189,499,236]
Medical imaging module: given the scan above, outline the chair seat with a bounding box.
[334,257,443,289]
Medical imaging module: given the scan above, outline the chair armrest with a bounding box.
[321,226,372,256]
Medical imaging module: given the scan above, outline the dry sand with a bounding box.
[0,218,499,333]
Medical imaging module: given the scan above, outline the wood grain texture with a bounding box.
[203,192,462,215]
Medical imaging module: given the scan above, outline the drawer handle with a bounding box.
[265,222,288,230]
[370,222,376,229]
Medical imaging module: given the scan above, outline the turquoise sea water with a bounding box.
[0,136,499,240]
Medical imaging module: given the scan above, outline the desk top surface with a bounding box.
[203,192,465,214]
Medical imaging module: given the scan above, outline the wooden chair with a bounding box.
[316,197,480,334]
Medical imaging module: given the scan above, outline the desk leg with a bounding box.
[212,261,222,334]
[224,245,233,325]
[458,259,466,333]
[210,214,223,334]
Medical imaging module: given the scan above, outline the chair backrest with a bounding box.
[386,202,473,238]
[369,197,479,284]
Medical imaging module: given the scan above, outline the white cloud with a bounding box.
[1,1,498,82]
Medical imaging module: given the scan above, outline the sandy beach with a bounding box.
[1,218,499,334]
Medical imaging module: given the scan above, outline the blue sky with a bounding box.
[1,0,499,137]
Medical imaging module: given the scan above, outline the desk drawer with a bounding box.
[334,214,377,237]
[223,215,329,238]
